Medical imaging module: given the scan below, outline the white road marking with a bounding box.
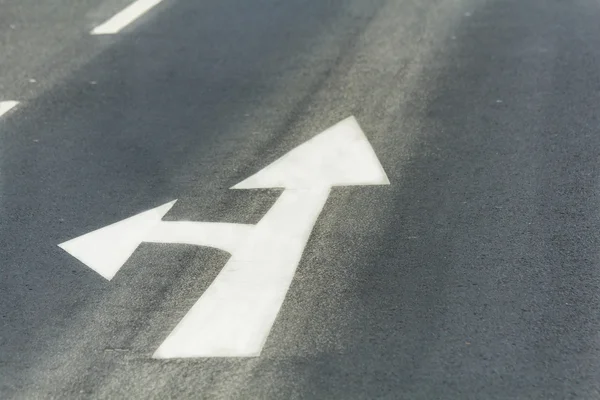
[232,117,390,189]
[145,221,254,255]
[91,0,164,35]
[153,188,332,358]
[59,206,253,280]
[59,200,177,280]
[154,116,389,358]
[0,101,19,118]
[59,116,389,358]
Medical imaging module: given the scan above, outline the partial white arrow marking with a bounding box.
[59,116,389,358]
[59,201,177,280]
[144,221,254,255]
[153,188,331,358]
[59,204,253,280]
[0,101,19,118]
[154,116,389,358]
[232,116,389,189]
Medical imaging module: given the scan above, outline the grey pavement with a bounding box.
[2,0,600,398]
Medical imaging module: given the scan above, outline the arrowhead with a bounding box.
[232,116,389,189]
[58,200,177,280]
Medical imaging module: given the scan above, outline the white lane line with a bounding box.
[91,0,164,35]
[0,101,19,118]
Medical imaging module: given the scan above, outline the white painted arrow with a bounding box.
[59,116,389,358]
[154,116,388,358]
[59,201,177,280]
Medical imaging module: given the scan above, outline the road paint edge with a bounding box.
[91,0,164,35]
[0,101,19,118]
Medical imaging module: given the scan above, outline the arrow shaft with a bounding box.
[144,221,254,255]
[153,188,331,358]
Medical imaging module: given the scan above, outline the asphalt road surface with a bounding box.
[3,0,600,398]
